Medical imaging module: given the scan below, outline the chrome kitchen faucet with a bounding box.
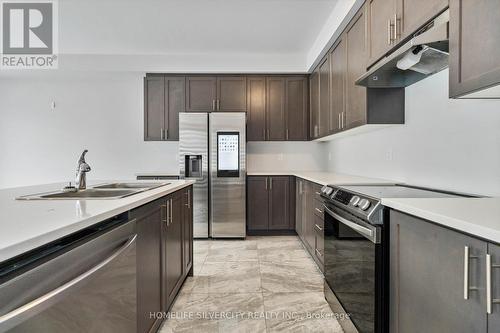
[75,150,91,190]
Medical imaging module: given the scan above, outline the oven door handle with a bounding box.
[323,204,380,244]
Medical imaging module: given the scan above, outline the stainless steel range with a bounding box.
[319,184,467,333]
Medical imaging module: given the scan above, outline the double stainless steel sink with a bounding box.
[17,182,170,200]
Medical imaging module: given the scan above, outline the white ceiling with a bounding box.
[6,0,356,73]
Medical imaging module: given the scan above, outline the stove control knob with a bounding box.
[322,186,333,196]
[358,199,371,211]
[350,196,361,206]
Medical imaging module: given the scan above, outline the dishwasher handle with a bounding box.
[0,233,137,332]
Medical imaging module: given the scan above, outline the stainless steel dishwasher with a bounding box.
[0,214,137,333]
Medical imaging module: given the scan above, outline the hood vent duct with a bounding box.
[356,9,449,88]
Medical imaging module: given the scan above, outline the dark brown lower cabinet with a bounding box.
[390,210,488,333]
[269,177,290,230]
[247,176,295,233]
[163,191,184,310]
[295,178,324,272]
[134,185,194,333]
[182,187,193,276]
[134,199,163,333]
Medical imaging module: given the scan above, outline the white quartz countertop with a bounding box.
[0,180,195,263]
[246,171,395,186]
[382,197,500,244]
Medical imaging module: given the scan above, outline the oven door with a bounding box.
[323,203,385,333]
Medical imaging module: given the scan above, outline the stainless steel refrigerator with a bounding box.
[179,112,246,238]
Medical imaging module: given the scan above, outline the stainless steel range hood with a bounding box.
[356,9,449,88]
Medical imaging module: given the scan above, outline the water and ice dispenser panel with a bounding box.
[185,155,203,178]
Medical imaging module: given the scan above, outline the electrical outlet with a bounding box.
[51,101,56,110]
[385,149,393,161]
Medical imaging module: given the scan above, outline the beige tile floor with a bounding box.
[160,236,344,333]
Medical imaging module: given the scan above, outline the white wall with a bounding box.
[0,73,179,189]
[0,73,325,189]
[324,70,500,196]
[247,142,327,173]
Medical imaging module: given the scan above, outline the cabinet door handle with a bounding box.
[338,114,341,130]
[160,128,164,141]
[315,208,323,214]
[464,246,479,299]
[286,129,289,140]
[170,199,173,225]
[270,177,273,190]
[212,99,216,111]
[165,129,168,140]
[265,178,268,190]
[315,249,323,257]
[388,19,392,45]
[161,204,167,225]
[342,112,345,129]
[394,13,400,40]
[315,223,323,231]
[217,99,220,110]
[486,254,500,314]
[185,189,190,208]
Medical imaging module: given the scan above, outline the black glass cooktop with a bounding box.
[337,185,469,200]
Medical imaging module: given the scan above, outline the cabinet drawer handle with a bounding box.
[315,208,323,214]
[315,224,323,232]
[315,249,323,257]
[464,246,479,299]
[269,177,273,190]
[486,254,500,314]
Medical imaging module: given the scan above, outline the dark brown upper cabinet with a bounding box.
[246,76,267,141]
[449,0,500,98]
[186,76,247,112]
[285,77,308,141]
[217,76,247,111]
[309,4,405,140]
[367,0,448,68]
[345,7,368,129]
[318,56,330,137]
[144,75,184,141]
[329,38,346,134]
[399,0,448,41]
[309,71,320,139]
[246,75,308,141]
[367,0,397,67]
[185,76,217,112]
[266,77,286,141]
